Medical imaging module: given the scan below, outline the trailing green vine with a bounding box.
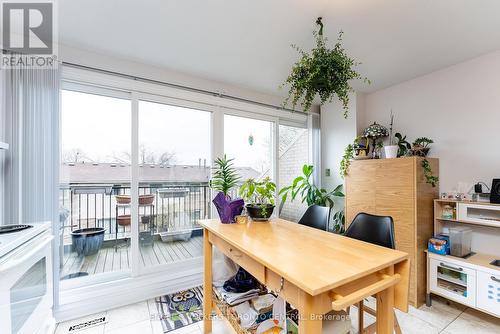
[282,17,369,117]
[422,159,439,187]
[340,144,354,178]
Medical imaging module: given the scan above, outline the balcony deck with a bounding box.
[61,235,203,278]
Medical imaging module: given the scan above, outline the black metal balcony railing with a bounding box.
[59,183,211,242]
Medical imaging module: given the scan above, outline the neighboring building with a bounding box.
[60,163,259,185]
[278,129,309,222]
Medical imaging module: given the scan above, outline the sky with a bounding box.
[61,90,272,174]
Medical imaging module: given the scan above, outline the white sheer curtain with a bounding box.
[1,64,60,225]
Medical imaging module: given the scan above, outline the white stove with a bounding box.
[0,221,53,334]
[0,222,51,258]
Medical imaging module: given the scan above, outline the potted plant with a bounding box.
[340,137,365,177]
[282,17,369,117]
[384,112,399,159]
[412,137,434,157]
[210,155,244,224]
[395,132,411,157]
[332,209,345,234]
[239,177,276,221]
[279,165,344,208]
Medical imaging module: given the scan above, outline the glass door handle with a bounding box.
[491,276,500,283]
[440,262,463,272]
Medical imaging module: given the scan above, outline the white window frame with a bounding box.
[56,65,313,321]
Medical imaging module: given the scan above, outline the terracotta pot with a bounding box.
[115,195,131,204]
[139,194,155,205]
[117,214,131,226]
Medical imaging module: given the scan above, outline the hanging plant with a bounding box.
[282,17,370,117]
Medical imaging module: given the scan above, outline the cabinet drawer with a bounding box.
[209,233,265,283]
[477,270,500,317]
[429,258,476,307]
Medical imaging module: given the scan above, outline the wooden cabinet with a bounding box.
[345,157,439,307]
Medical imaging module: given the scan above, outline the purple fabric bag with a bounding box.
[212,192,244,224]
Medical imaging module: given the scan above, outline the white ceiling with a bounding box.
[59,0,500,96]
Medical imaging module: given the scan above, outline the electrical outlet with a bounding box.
[325,168,331,177]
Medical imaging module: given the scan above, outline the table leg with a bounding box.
[376,269,395,334]
[298,291,322,333]
[203,229,213,334]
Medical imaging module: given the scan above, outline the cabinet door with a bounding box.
[345,160,378,226]
[477,270,500,317]
[375,158,415,252]
[430,259,476,307]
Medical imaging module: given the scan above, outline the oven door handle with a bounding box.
[0,235,53,272]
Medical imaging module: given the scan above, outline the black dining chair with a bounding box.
[297,205,331,231]
[344,212,401,334]
[344,212,395,249]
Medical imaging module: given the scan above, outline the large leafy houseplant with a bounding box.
[239,177,276,221]
[279,165,344,208]
[283,17,369,117]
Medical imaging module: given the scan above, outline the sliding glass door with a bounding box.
[60,88,132,282]
[57,70,311,317]
[137,99,211,271]
[223,114,274,185]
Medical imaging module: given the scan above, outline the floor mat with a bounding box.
[154,286,203,333]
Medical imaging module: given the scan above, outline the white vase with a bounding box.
[384,145,399,159]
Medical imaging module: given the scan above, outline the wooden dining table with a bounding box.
[200,218,410,334]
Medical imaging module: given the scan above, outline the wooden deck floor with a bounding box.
[61,235,203,279]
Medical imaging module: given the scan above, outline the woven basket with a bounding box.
[212,290,257,334]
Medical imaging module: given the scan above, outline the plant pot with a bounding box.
[70,227,105,256]
[115,195,131,204]
[212,192,244,224]
[115,194,155,205]
[117,214,131,226]
[139,194,155,205]
[412,146,430,157]
[245,204,275,221]
[384,145,399,159]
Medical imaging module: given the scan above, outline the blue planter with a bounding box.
[71,227,105,256]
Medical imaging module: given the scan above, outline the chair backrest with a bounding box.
[344,212,395,249]
[298,205,331,231]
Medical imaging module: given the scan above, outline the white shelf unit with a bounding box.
[0,142,8,150]
[427,200,500,318]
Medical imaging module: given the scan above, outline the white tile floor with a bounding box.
[55,295,500,334]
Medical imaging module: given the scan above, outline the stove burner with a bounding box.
[0,224,33,234]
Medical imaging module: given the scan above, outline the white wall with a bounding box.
[320,93,359,213]
[358,50,500,255]
[321,93,358,191]
[360,50,500,193]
